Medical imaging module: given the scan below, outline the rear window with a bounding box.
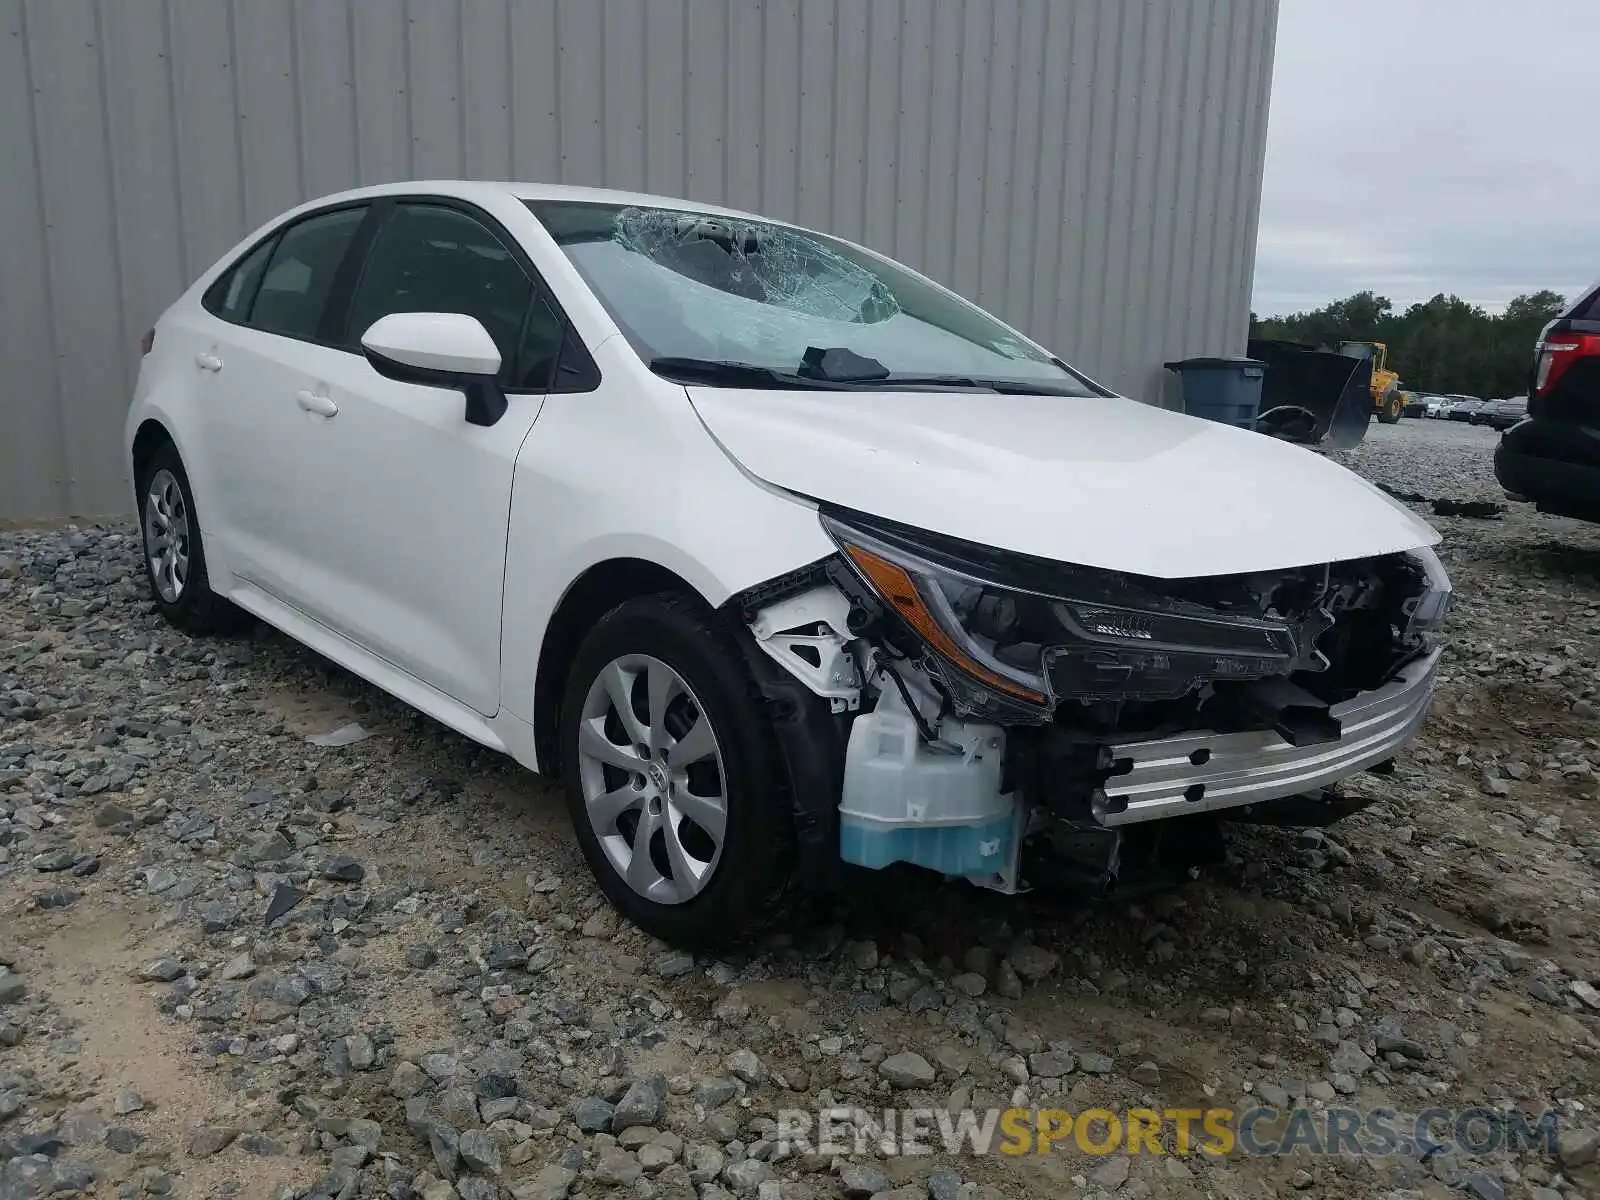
[202,238,275,323]
[250,207,367,341]
[1577,286,1600,321]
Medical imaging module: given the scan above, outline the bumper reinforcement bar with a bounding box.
[1094,648,1441,826]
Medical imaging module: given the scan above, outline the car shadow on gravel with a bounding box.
[245,606,1350,984]
[1469,535,1600,587]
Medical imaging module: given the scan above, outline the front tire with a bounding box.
[559,593,796,948]
[135,442,247,634]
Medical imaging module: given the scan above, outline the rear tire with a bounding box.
[1377,389,1402,424]
[559,593,796,949]
[135,442,249,635]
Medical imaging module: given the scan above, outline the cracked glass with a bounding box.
[529,199,1093,391]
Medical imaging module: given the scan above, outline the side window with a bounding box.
[347,204,536,385]
[202,238,275,323]
[249,207,367,341]
[515,293,566,389]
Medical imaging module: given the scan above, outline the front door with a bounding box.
[288,201,570,716]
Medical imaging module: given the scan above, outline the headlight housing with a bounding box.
[1397,545,1452,636]
[821,513,1311,715]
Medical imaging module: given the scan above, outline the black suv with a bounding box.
[1495,282,1600,520]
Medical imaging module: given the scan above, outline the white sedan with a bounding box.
[125,181,1452,946]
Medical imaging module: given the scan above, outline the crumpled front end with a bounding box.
[733,508,1451,895]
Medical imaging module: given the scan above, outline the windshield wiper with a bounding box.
[842,374,1092,397]
[649,356,1088,397]
[647,357,848,390]
[792,345,1088,395]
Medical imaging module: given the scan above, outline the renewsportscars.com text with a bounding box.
[774,1105,1561,1159]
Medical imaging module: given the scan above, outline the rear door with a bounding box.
[286,198,591,715]
[191,204,370,596]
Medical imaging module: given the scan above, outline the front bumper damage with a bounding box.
[1093,646,1439,825]
[732,527,1449,897]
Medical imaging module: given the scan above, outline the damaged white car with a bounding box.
[124,181,1451,946]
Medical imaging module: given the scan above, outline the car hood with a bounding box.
[686,387,1439,579]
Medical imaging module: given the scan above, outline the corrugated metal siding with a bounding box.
[0,0,1277,520]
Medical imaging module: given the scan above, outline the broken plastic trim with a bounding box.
[1234,676,1343,747]
[743,583,863,714]
[728,621,850,889]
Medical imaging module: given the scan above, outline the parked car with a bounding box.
[124,182,1454,945]
[1479,396,1528,431]
[1496,281,1600,521]
[1422,395,1450,418]
[1447,398,1485,422]
[1400,391,1429,418]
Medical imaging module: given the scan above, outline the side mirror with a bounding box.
[360,312,508,427]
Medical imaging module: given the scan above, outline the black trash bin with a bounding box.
[1164,357,1266,431]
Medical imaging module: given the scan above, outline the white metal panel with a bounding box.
[350,0,412,183]
[234,1,304,228]
[294,0,362,198]
[760,0,802,222]
[684,1,730,203]
[461,0,515,180]
[723,1,766,214]
[644,0,687,197]
[557,0,605,185]
[25,0,128,514]
[166,0,247,279]
[0,0,1278,519]
[829,0,869,242]
[0,0,63,517]
[506,0,560,180]
[602,0,647,190]
[406,0,466,178]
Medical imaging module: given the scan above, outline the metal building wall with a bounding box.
[0,0,1278,520]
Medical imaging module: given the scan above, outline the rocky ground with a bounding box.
[3,417,1600,1200]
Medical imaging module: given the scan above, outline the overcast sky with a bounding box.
[1253,0,1598,318]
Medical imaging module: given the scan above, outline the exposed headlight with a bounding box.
[1398,546,1452,636]
[822,515,1302,709]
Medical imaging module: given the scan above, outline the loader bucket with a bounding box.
[1245,339,1375,449]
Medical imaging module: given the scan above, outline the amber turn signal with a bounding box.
[841,542,1048,704]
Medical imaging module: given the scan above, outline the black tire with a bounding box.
[559,592,796,949]
[134,441,249,635]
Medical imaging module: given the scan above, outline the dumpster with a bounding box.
[1246,338,1375,450]
[1164,357,1266,431]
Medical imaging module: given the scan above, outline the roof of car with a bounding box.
[509,181,742,210]
[315,179,767,222]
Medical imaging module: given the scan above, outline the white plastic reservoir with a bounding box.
[839,691,1016,879]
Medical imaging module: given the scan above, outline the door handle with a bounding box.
[296,389,339,418]
[194,352,223,372]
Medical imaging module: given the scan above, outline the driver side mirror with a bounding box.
[360,311,508,427]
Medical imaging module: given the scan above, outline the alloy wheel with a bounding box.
[143,468,191,604]
[575,653,728,904]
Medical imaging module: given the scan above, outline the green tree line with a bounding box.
[1249,290,1568,399]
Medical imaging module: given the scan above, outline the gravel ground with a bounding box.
[3,418,1600,1200]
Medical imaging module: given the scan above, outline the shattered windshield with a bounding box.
[527,200,1095,392]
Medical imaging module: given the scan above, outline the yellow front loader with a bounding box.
[1337,340,1405,423]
